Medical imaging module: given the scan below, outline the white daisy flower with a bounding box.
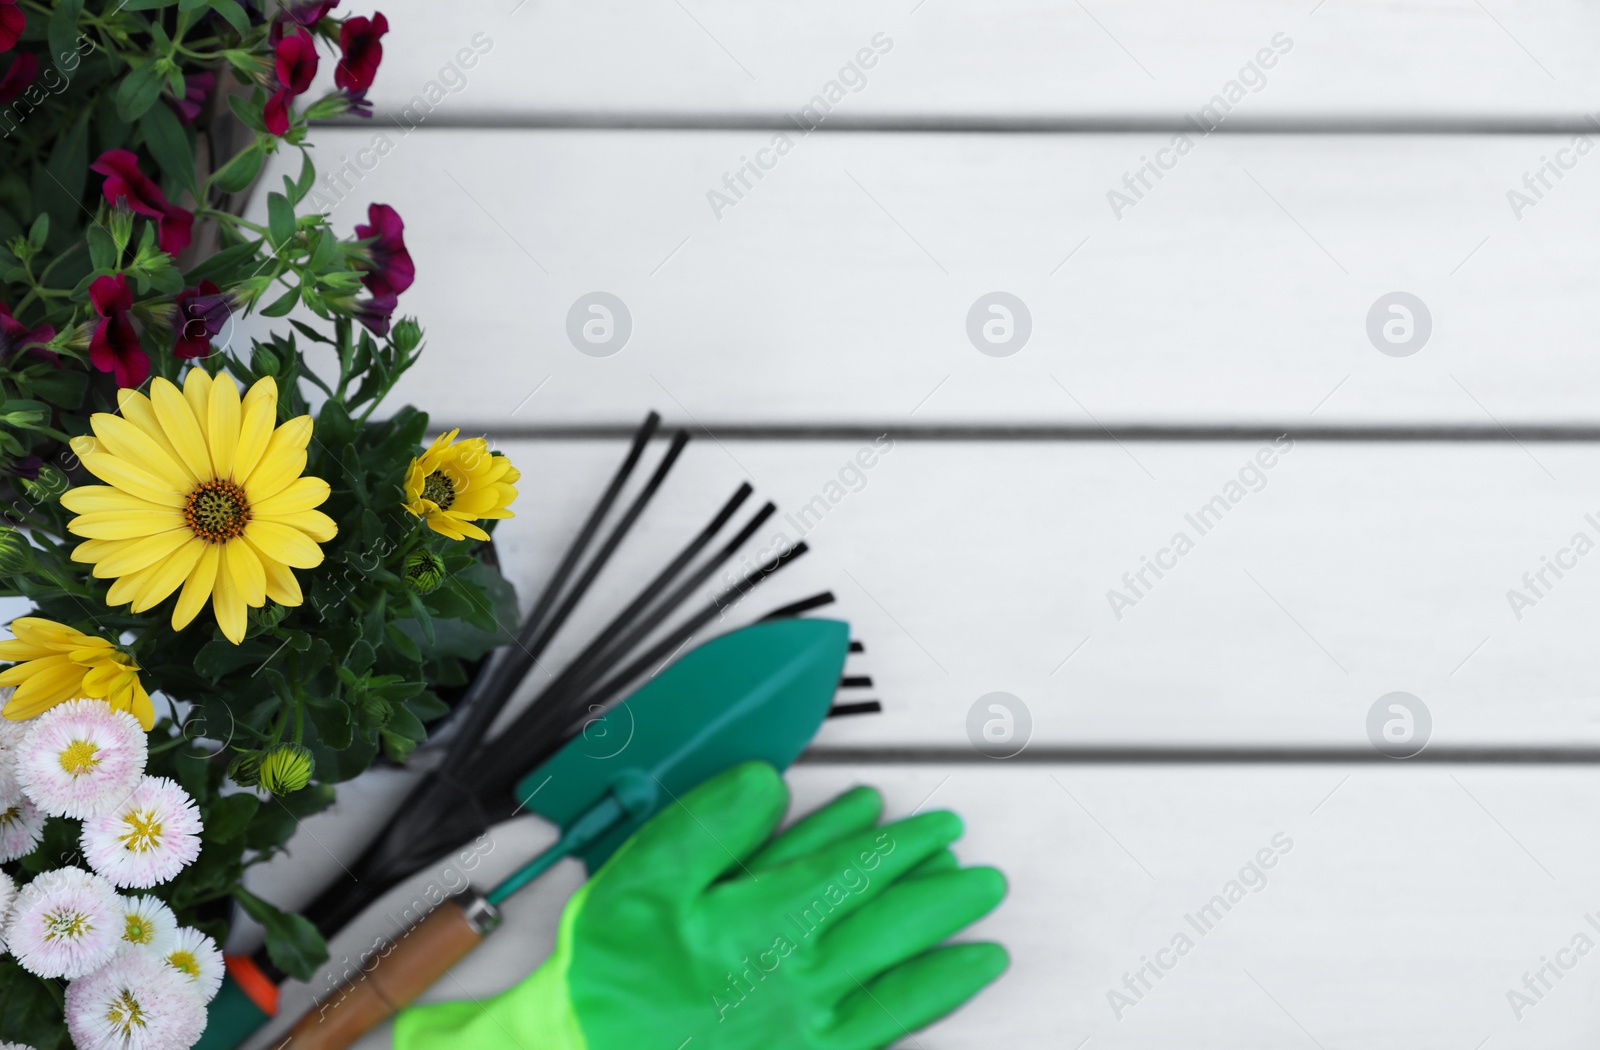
[0,869,15,953]
[118,895,178,955]
[66,948,206,1050]
[81,777,202,889]
[162,926,224,1003]
[9,866,123,978]
[0,795,46,862]
[17,698,148,819]
[0,1043,40,1050]
[0,709,27,805]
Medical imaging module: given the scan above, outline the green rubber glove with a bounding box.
[394,761,1008,1050]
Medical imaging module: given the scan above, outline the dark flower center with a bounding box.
[422,472,456,511]
[184,480,251,542]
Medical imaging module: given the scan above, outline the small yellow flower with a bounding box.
[59,371,337,645]
[0,618,153,729]
[403,430,519,542]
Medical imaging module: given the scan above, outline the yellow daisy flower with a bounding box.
[60,371,337,646]
[402,429,519,542]
[0,618,154,729]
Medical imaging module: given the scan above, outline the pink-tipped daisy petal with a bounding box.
[0,869,15,953]
[81,776,202,888]
[17,698,148,819]
[9,866,123,978]
[66,948,206,1050]
[0,795,45,862]
[163,925,224,1003]
[118,894,178,955]
[0,709,26,805]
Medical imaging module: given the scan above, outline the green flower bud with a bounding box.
[391,319,423,355]
[258,743,314,795]
[19,465,66,504]
[228,751,262,788]
[403,549,446,594]
[251,342,281,377]
[357,692,391,728]
[0,527,33,576]
[250,604,288,629]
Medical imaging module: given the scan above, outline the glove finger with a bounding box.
[746,786,883,873]
[600,761,788,899]
[815,866,1006,993]
[749,810,963,930]
[899,847,958,882]
[826,942,1009,1050]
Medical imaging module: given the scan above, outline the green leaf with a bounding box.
[121,0,181,9]
[178,0,211,11]
[212,145,264,194]
[260,284,301,317]
[195,638,273,679]
[86,224,116,270]
[294,148,317,203]
[140,102,198,197]
[234,887,328,982]
[346,638,375,674]
[33,111,89,229]
[205,792,262,842]
[207,0,251,35]
[183,237,263,284]
[48,0,85,68]
[227,92,268,134]
[267,190,294,248]
[115,62,168,123]
[27,213,48,249]
[384,621,422,663]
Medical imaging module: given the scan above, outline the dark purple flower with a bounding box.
[90,149,194,256]
[7,455,41,480]
[352,293,397,336]
[341,90,373,118]
[265,27,319,136]
[173,280,231,360]
[270,0,337,43]
[0,51,35,105]
[0,1,23,53]
[88,274,148,389]
[0,302,56,365]
[166,70,214,125]
[334,12,386,93]
[354,203,413,299]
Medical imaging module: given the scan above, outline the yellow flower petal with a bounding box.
[232,386,276,484]
[207,372,241,480]
[244,520,324,569]
[183,368,213,446]
[108,561,162,607]
[252,477,330,517]
[117,388,198,485]
[212,550,247,644]
[250,544,304,606]
[70,539,127,565]
[173,544,220,631]
[68,509,186,540]
[78,451,186,509]
[89,528,191,579]
[224,538,267,607]
[152,377,212,482]
[261,509,336,543]
[61,486,172,516]
[90,413,192,492]
[3,654,83,712]
[131,538,205,611]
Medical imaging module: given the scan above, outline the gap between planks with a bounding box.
[434,423,1600,443]
[798,746,1600,765]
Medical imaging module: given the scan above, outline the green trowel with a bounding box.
[270,617,851,1050]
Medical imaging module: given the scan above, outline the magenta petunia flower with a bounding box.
[0,50,34,105]
[354,202,414,298]
[166,69,214,125]
[0,0,23,53]
[87,274,149,389]
[90,149,194,256]
[353,292,397,336]
[172,280,231,360]
[335,12,387,93]
[265,27,319,136]
[0,301,57,365]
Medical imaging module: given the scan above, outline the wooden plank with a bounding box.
[469,438,1600,750]
[339,0,1600,123]
[238,764,1600,1048]
[260,129,1600,427]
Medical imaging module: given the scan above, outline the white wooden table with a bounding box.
[239,2,1600,1045]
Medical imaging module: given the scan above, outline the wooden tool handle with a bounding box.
[279,895,498,1050]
